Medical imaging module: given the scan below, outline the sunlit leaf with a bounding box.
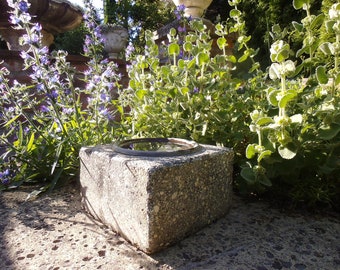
[269,63,281,80]
[136,89,148,99]
[278,145,297,159]
[227,55,237,63]
[217,37,226,49]
[178,59,185,68]
[268,89,279,106]
[249,62,260,73]
[256,117,274,126]
[168,43,180,56]
[180,87,189,95]
[196,52,209,67]
[4,114,20,127]
[161,66,171,76]
[293,0,309,10]
[316,66,328,84]
[311,14,325,30]
[188,58,196,68]
[292,21,303,32]
[169,28,176,37]
[202,122,208,136]
[27,132,35,152]
[278,92,296,108]
[238,53,248,63]
[229,9,241,18]
[183,42,192,52]
[257,150,272,163]
[335,73,340,86]
[246,144,256,159]
[290,114,303,124]
[319,42,335,55]
[325,20,335,33]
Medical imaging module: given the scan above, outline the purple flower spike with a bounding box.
[40,105,49,112]
[18,1,29,12]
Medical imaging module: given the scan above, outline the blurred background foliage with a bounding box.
[52,0,338,63]
[3,0,336,60]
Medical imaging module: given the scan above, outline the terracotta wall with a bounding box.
[0,50,128,89]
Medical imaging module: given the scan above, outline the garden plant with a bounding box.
[0,0,339,208]
[0,0,123,195]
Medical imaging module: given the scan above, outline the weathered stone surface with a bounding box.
[79,144,234,254]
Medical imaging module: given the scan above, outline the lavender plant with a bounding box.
[0,0,122,192]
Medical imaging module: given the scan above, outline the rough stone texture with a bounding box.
[0,185,339,270]
[79,144,234,254]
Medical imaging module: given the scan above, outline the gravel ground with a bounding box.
[0,184,339,270]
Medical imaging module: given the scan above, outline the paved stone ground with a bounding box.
[0,184,339,270]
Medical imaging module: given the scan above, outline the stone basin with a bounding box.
[80,139,234,254]
[113,137,202,157]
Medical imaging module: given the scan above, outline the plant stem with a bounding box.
[280,75,286,118]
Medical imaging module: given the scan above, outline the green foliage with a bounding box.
[241,2,340,207]
[118,2,261,164]
[0,0,122,193]
[235,0,322,67]
[103,0,174,51]
[53,24,87,55]
[1,0,339,208]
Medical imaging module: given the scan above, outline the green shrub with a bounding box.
[117,1,261,164]
[241,0,340,207]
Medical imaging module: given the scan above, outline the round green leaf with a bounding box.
[278,92,296,108]
[217,37,227,49]
[246,144,256,159]
[267,89,280,106]
[229,9,241,18]
[240,167,255,183]
[183,42,193,52]
[178,59,185,68]
[316,66,328,85]
[227,55,237,63]
[278,145,297,159]
[293,0,309,10]
[256,117,274,126]
[169,28,177,37]
[168,43,180,56]
[196,52,209,67]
